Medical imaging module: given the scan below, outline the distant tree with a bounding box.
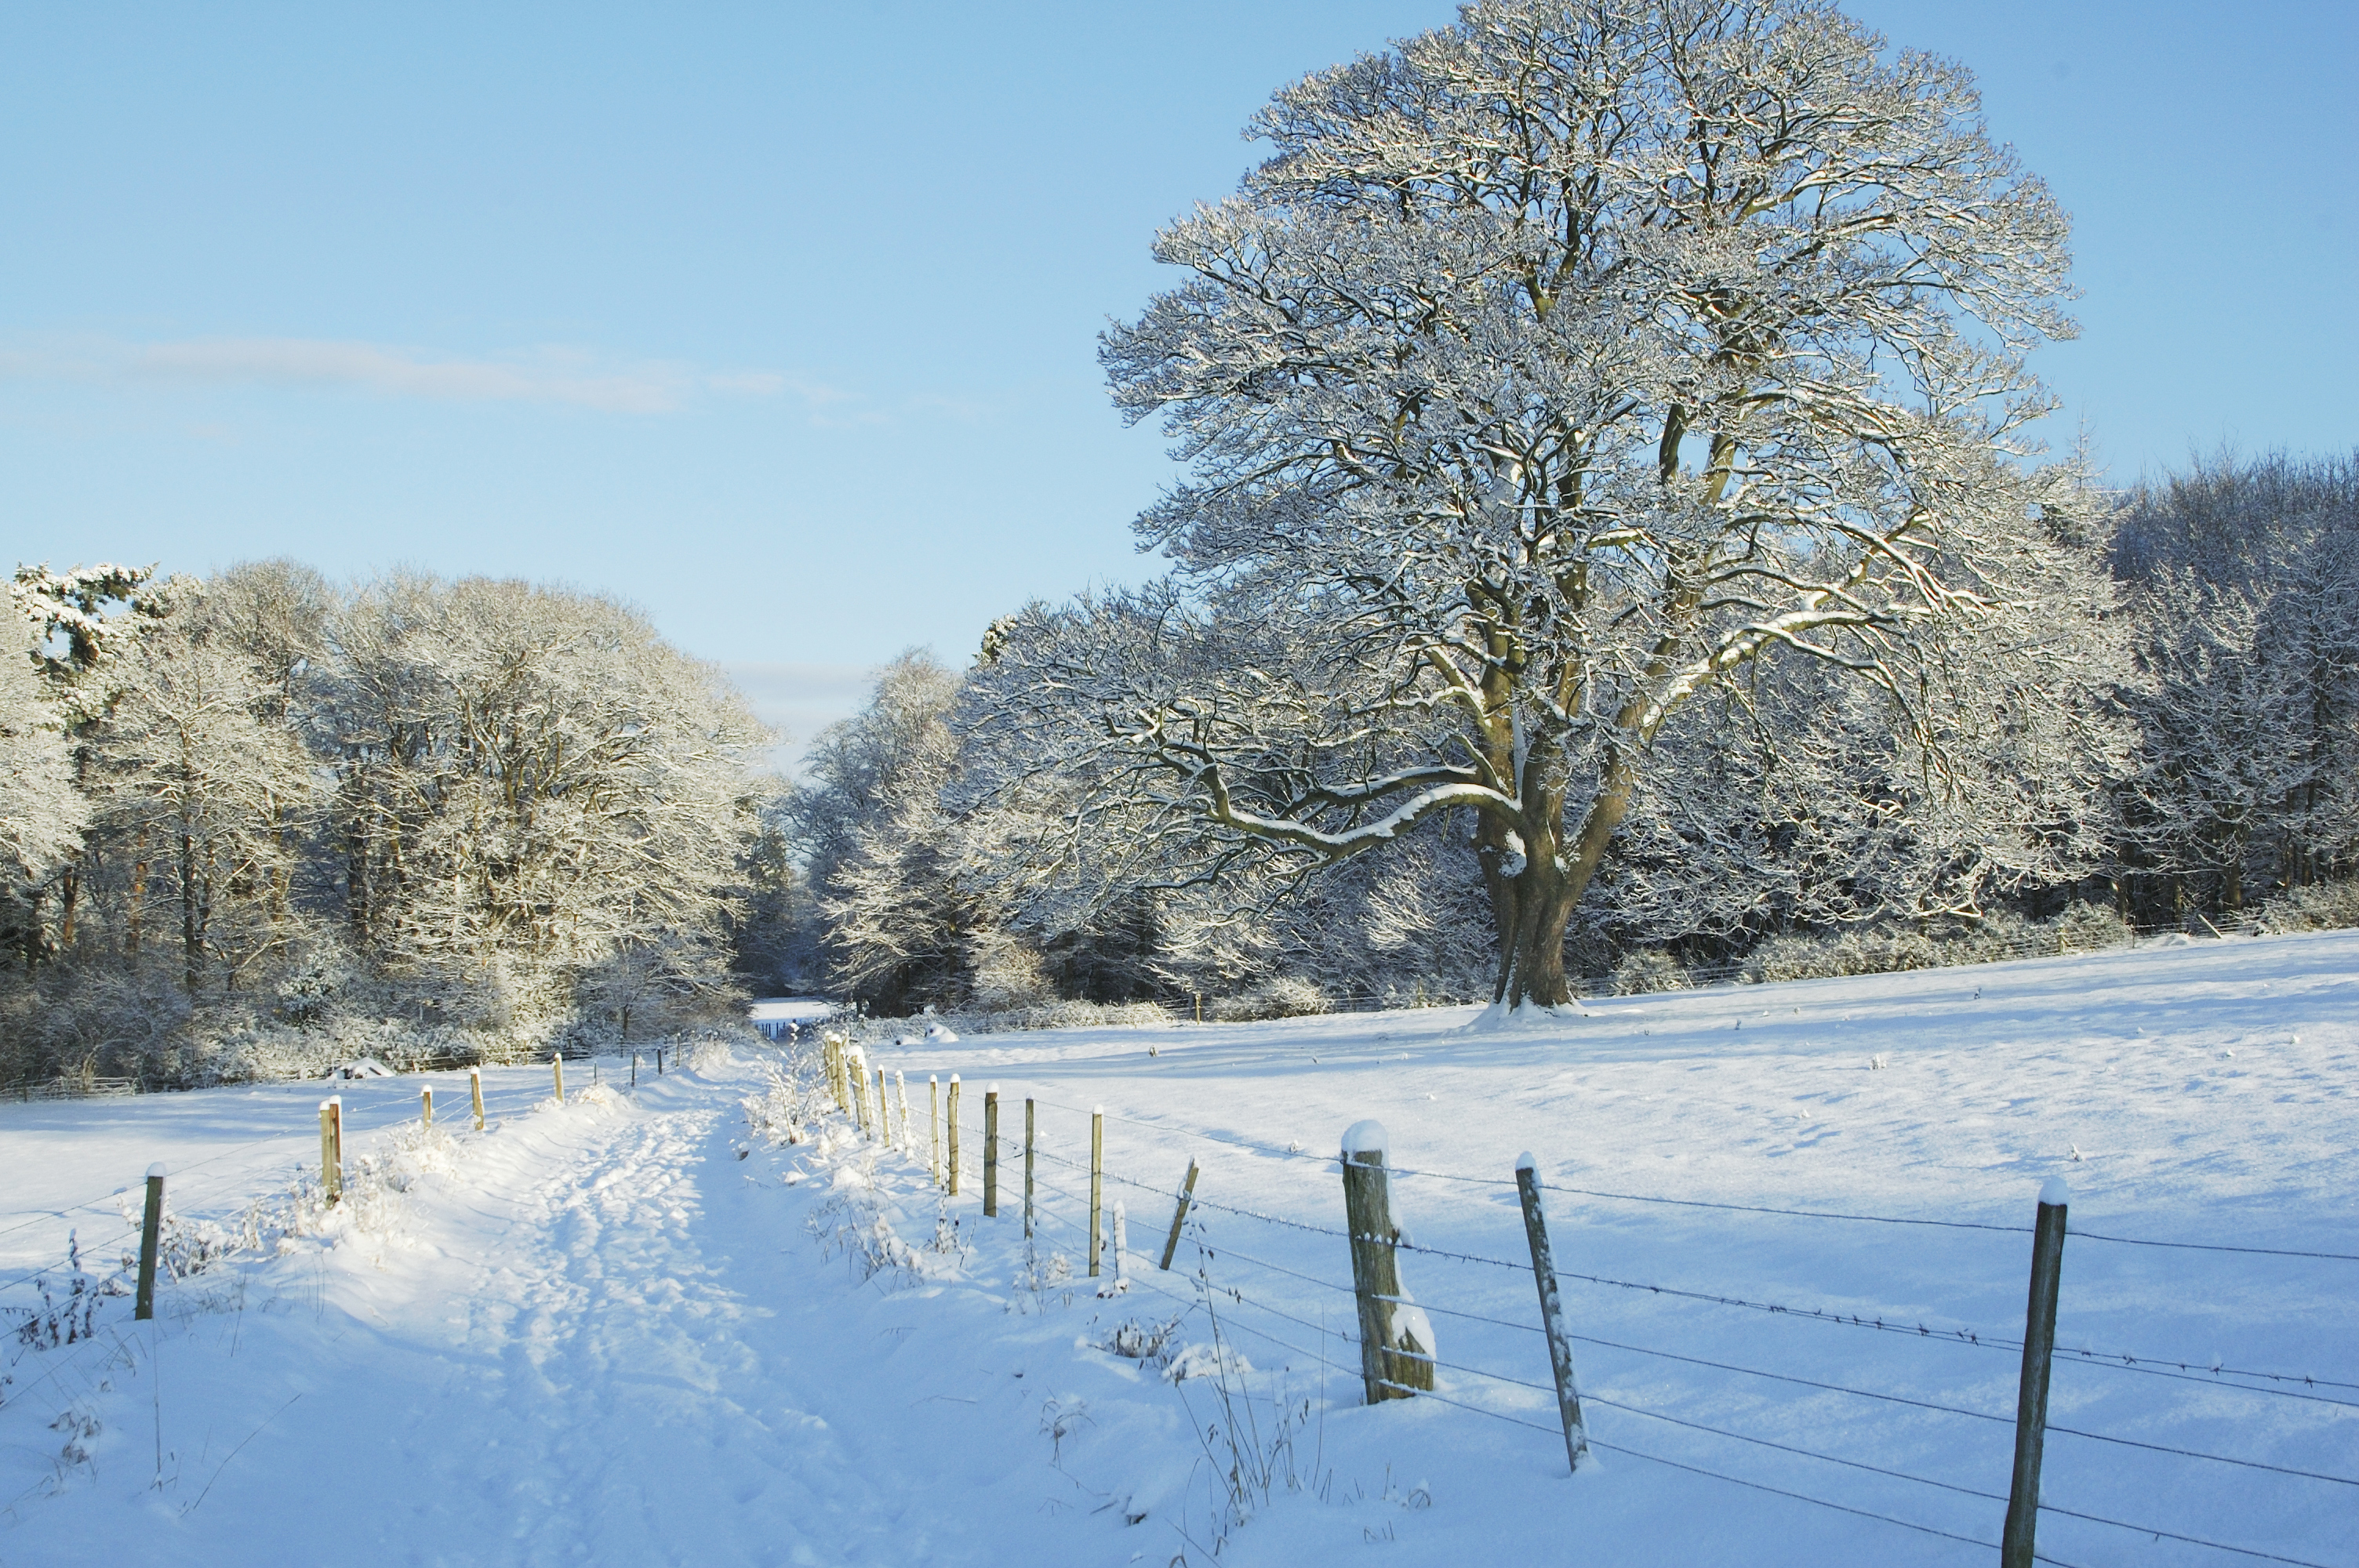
[319,573,769,1032]
[0,622,86,962]
[997,0,2098,1008]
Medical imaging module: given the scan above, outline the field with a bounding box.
[2,931,2353,1566]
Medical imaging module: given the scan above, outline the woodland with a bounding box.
[6,1,2358,1081]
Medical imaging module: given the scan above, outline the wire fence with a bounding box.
[852,1067,2357,1568]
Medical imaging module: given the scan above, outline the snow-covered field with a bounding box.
[2,931,2353,1566]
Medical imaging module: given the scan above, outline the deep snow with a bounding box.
[2,930,2353,1566]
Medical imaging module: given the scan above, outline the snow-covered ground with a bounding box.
[2,931,2353,1566]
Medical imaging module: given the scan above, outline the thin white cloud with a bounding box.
[0,335,801,414]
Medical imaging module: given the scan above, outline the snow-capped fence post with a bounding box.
[929,1076,941,1187]
[1513,1154,1589,1473]
[1159,1159,1200,1270]
[1339,1120,1432,1403]
[134,1163,165,1321]
[1088,1107,1104,1278]
[877,1066,892,1149]
[420,1086,433,1131]
[2002,1179,2070,1568]
[1023,1097,1036,1239]
[983,1084,999,1217]
[896,1071,911,1152]
[947,1076,962,1196]
[470,1067,485,1131]
[552,1054,565,1105]
[319,1097,343,1203]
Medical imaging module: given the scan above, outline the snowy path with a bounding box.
[5,931,2357,1566]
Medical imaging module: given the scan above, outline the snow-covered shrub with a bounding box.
[1209,978,1330,1022]
[2255,879,2359,935]
[1610,949,1691,996]
[2052,900,2135,952]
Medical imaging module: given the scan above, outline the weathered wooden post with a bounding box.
[631,1050,637,1087]
[947,1076,962,1195]
[929,1076,941,1187]
[1339,1120,1433,1403]
[896,1071,911,1150]
[2002,1178,2070,1568]
[1088,1106,1104,1278]
[552,1054,565,1104]
[1514,1153,1590,1473]
[470,1066,485,1131]
[1159,1158,1201,1270]
[878,1066,892,1149]
[134,1163,165,1321]
[420,1085,433,1130]
[1023,1096,1037,1239]
[983,1084,999,1217]
[319,1098,343,1203]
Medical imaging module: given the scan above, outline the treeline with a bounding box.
[2,561,791,1087]
[781,452,2359,1017]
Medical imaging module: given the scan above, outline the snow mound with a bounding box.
[328,1056,396,1080]
[925,1021,959,1043]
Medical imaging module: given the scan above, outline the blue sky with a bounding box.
[3,2,2351,756]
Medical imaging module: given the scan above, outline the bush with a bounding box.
[2255,879,2359,935]
[1609,949,1691,996]
[1209,977,1331,1022]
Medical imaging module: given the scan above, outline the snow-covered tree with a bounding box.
[996,0,2095,1007]
[2112,453,2359,913]
[318,573,771,1034]
[84,586,316,995]
[0,623,87,958]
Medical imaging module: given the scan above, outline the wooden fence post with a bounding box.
[319,1098,343,1203]
[421,1086,433,1131]
[983,1085,999,1217]
[134,1163,165,1321]
[896,1071,911,1151]
[1339,1120,1433,1403]
[1024,1097,1036,1239]
[552,1054,565,1104]
[1159,1159,1201,1270]
[1088,1106,1104,1277]
[848,1050,871,1138]
[2002,1178,2070,1568]
[878,1066,892,1149]
[1513,1153,1590,1473]
[947,1076,962,1195]
[471,1066,485,1131]
[929,1076,941,1187]
[631,1050,637,1087]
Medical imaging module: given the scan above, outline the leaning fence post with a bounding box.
[319,1098,343,1203]
[1160,1158,1201,1270]
[896,1070,911,1151]
[470,1066,485,1131]
[1339,1120,1432,1403]
[983,1084,999,1217]
[1514,1153,1590,1473]
[552,1054,565,1104]
[1088,1106,1104,1278]
[2002,1178,2070,1568]
[1024,1096,1037,1239]
[135,1163,165,1321]
[929,1076,941,1187]
[947,1076,962,1195]
[420,1085,433,1131]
